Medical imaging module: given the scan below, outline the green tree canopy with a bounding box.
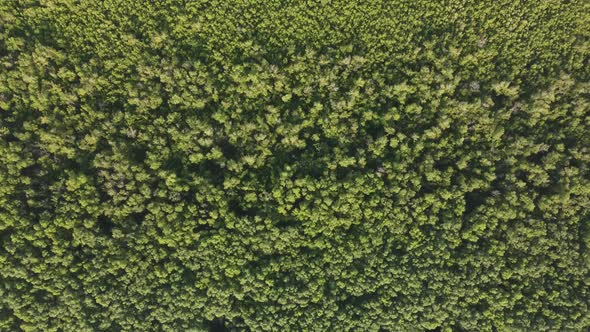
[0,0,589,331]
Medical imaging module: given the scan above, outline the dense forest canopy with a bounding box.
[1,0,589,331]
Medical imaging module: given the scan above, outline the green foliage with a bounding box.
[1,0,589,331]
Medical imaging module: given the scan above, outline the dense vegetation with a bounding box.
[1,0,589,331]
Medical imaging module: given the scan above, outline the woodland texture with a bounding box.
[1,0,589,331]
